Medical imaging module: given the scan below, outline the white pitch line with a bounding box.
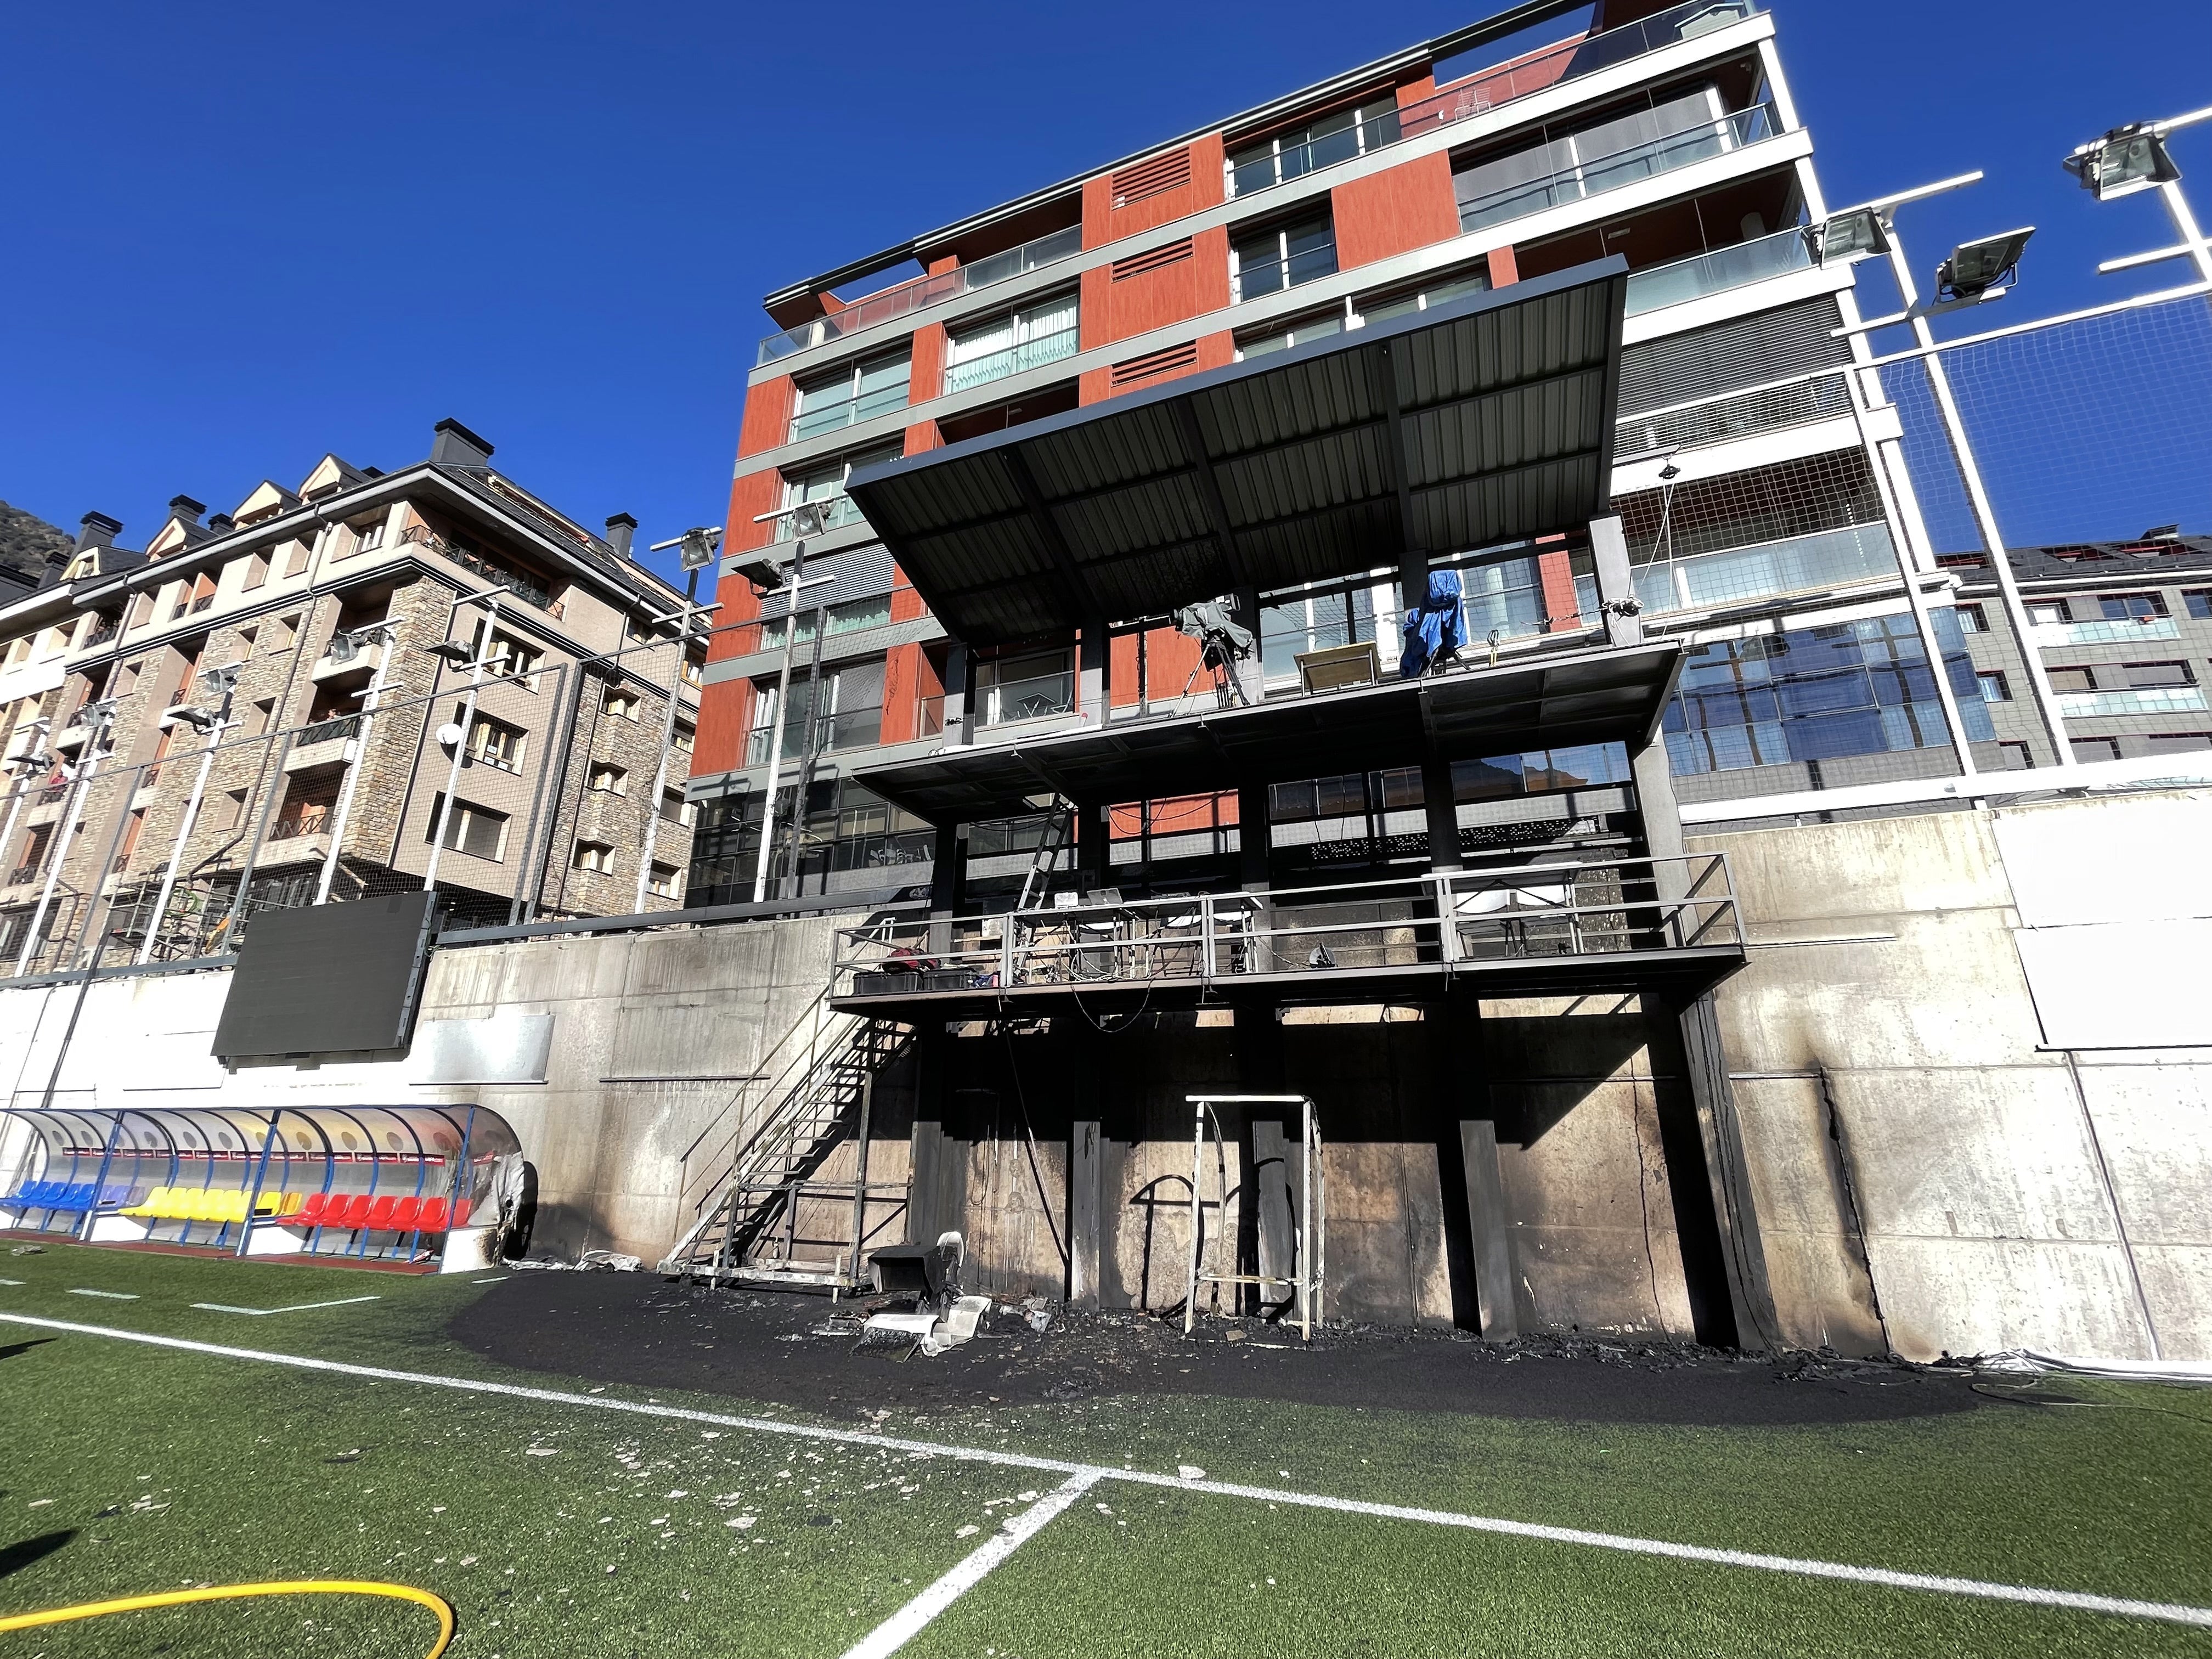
[66,1289,138,1300]
[841,1472,1099,1659]
[191,1296,383,1317]
[0,1278,22,1286]
[1,1312,2206,1632]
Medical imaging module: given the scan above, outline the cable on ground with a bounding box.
[0,1578,455,1656]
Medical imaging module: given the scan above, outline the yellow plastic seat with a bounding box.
[154,1189,191,1220]
[251,1190,292,1218]
[219,1192,248,1224]
[188,1190,221,1223]
[120,1186,168,1218]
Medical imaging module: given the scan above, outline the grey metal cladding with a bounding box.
[1215,425,1389,524]
[759,545,895,618]
[1022,403,1186,496]
[1059,472,1212,563]
[1617,294,1849,416]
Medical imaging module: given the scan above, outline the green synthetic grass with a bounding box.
[2,1243,2209,1657]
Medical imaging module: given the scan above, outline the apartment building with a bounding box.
[1941,532,2212,767]
[0,420,702,973]
[689,0,2000,900]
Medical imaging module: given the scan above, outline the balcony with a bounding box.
[1615,368,1852,457]
[759,227,1085,367]
[400,526,552,610]
[832,855,1745,1016]
[980,670,1075,727]
[743,704,889,768]
[941,326,1080,397]
[2032,616,2180,647]
[1457,103,1780,238]
[2057,686,2207,718]
[1622,224,1813,317]
[1232,240,1339,304]
[1634,522,1898,616]
[284,716,361,776]
[310,640,387,688]
[1230,106,1401,200]
[791,379,910,444]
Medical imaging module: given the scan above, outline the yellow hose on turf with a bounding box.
[0,1578,454,1656]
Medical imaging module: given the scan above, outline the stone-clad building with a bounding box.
[0,420,702,969]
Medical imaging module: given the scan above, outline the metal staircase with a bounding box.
[659,1007,911,1291]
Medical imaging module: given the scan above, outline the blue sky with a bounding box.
[4,0,2209,585]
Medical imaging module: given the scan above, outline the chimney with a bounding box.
[208,512,235,533]
[76,512,122,551]
[168,494,206,524]
[604,513,638,560]
[430,418,495,469]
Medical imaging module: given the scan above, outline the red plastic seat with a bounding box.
[451,1199,472,1229]
[416,1198,450,1233]
[331,1194,371,1229]
[390,1197,422,1233]
[296,1192,331,1228]
[363,1195,398,1231]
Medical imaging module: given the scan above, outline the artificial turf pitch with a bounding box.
[0,1244,2207,1657]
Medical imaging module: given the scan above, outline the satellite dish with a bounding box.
[435,722,466,748]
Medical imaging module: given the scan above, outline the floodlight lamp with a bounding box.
[2066,126,2181,201]
[199,663,243,699]
[1936,227,2034,303]
[785,501,830,540]
[157,703,218,733]
[678,526,721,572]
[1804,207,1891,264]
[730,549,791,592]
[422,640,475,666]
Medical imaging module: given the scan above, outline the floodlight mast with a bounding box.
[631,527,719,913]
[1839,180,2076,768]
[422,590,503,895]
[744,504,837,904]
[17,700,119,976]
[2074,106,2212,285]
[314,621,399,905]
[138,664,244,964]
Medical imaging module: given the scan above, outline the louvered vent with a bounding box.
[1616,297,1851,417]
[1110,341,1200,387]
[1110,239,1194,282]
[1111,150,1192,208]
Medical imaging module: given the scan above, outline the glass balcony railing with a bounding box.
[1623,225,1812,315]
[1231,108,1402,198]
[2057,686,2207,718]
[1458,103,1780,236]
[1615,369,1852,457]
[759,227,1085,367]
[1634,522,1898,616]
[982,672,1075,725]
[2033,616,2180,647]
[1233,241,1339,303]
[790,381,910,444]
[941,326,1080,397]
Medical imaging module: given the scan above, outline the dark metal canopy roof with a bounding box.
[855,635,1680,824]
[845,257,1629,647]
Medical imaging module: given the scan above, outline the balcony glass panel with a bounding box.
[2057,687,2208,717]
[1634,522,1897,616]
[944,295,1081,396]
[981,669,1075,725]
[1457,102,1778,236]
[1622,225,1813,315]
[791,354,912,443]
[2033,616,2180,647]
[1229,99,1400,198]
[1233,221,1338,302]
[1616,370,1852,456]
[758,227,1084,366]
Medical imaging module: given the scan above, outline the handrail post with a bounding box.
[1435,873,1460,964]
[1201,896,1215,985]
[1000,912,1014,988]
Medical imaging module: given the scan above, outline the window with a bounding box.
[477,630,542,687]
[1231,213,1336,302]
[1955,603,1988,633]
[589,763,629,795]
[1237,306,1348,360]
[625,614,656,645]
[467,714,525,772]
[777,444,901,539]
[2098,592,2166,619]
[2186,590,2211,619]
[647,862,681,899]
[1228,98,1399,196]
[659,788,695,827]
[572,840,616,874]
[1997,741,2035,770]
[2072,737,2123,763]
[1358,269,1492,328]
[672,722,695,757]
[279,614,302,649]
[427,795,507,860]
[2124,661,2195,687]
[978,650,1073,725]
[2147,732,2212,752]
[115,809,145,871]
[1976,670,2012,702]
[347,517,387,557]
[222,788,249,830]
[943,294,1080,396]
[281,538,312,578]
[242,552,270,591]
[791,350,911,443]
[602,688,638,720]
[2047,666,2097,693]
[2027,601,2070,626]
[251,698,275,735]
[682,653,704,689]
[758,592,895,652]
[237,625,258,651]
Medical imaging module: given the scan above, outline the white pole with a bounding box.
[138,693,237,965]
[634,569,699,913]
[315,624,396,904]
[18,714,108,978]
[1878,223,2075,766]
[2154,176,2212,285]
[749,550,808,905]
[424,595,499,894]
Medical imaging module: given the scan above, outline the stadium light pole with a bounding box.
[2069,107,2212,285]
[742,504,836,904]
[17,699,117,977]
[421,591,502,895]
[1823,176,2075,768]
[634,526,719,913]
[314,622,399,905]
[137,663,243,964]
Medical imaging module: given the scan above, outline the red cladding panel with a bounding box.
[1332,151,1462,272]
[737,377,795,461]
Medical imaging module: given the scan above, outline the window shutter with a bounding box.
[1111,240,1194,281]
[1110,342,1200,387]
[1110,150,1192,208]
[1617,297,1850,417]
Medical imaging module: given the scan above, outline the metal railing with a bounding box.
[1616,367,1852,456]
[1230,107,1402,199]
[295,714,362,747]
[941,325,1080,396]
[1232,242,1339,303]
[1457,103,1779,236]
[789,380,911,444]
[837,855,1740,995]
[1622,224,1813,316]
[399,526,552,610]
[758,227,1084,366]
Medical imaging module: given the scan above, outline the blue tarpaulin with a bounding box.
[1399,569,1465,678]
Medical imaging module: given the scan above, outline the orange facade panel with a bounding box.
[737,376,794,461]
[690,672,754,778]
[1331,150,1462,273]
[1081,136,1227,246]
[1079,227,1232,362]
